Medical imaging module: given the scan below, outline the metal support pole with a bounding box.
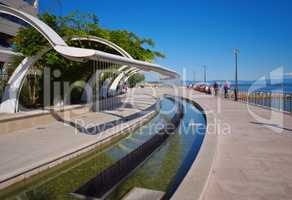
[91,61,99,112]
[283,94,286,111]
[234,48,239,101]
[290,95,292,113]
[203,65,206,83]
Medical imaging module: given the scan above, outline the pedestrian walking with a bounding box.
[213,81,219,96]
[224,81,230,98]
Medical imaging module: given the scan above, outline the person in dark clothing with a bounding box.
[213,81,219,96]
[224,81,230,98]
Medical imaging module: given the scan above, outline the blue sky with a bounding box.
[40,0,292,81]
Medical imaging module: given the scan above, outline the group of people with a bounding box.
[117,82,128,94]
[212,81,230,98]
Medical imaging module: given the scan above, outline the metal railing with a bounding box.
[193,87,292,113]
[222,89,292,113]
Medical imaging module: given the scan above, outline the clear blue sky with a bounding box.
[40,0,292,81]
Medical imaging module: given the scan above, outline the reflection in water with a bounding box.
[108,99,206,200]
[105,98,175,161]
[2,98,205,200]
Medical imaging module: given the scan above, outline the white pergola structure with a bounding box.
[69,36,138,102]
[108,67,140,96]
[124,69,141,82]
[0,49,23,63]
[0,35,138,113]
[0,4,179,113]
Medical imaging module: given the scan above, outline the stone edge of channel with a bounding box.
[171,96,218,200]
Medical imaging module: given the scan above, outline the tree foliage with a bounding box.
[128,73,145,88]
[13,11,163,106]
[14,12,165,60]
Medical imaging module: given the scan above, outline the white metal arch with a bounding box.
[0,35,135,113]
[0,4,179,113]
[108,67,139,96]
[0,49,23,63]
[0,47,51,113]
[74,36,136,102]
[116,69,141,94]
[0,4,66,47]
[124,70,140,82]
[70,36,133,59]
[0,5,179,78]
[100,77,112,98]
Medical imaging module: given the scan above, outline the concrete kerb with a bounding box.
[171,95,219,200]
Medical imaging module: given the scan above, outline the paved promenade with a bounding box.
[1,86,292,199]
[0,88,157,187]
[178,88,292,200]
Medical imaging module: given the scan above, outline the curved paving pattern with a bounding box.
[172,88,292,200]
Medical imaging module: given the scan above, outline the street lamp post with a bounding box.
[234,48,240,101]
[203,65,207,83]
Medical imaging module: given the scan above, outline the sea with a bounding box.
[184,80,292,111]
[184,80,292,94]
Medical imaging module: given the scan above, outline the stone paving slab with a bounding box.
[172,88,292,200]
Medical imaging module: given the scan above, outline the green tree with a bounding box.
[13,11,163,107]
[128,73,145,88]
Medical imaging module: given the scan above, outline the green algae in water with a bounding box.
[0,111,162,200]
[0,98,187,200]
[107,100,205,200]
[6,152,115,200]
[107,133,183,200]
[0,122,155,200]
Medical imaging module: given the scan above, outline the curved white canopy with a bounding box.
[108,68,139,96]
[0,35,134,113]
[74,36,136,101]
[124,70,140,82]
[0,4,180,113]
[0,4,179,79]
[0,5,66,47]
[70,36,133,59]
[0,49,23,63]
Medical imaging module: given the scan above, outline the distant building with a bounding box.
[0,0,38,78]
